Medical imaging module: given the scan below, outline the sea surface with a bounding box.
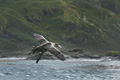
[0,58,120,80]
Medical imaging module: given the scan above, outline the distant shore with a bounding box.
[0,48,120,61]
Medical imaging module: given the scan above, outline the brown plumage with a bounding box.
[29,33,66,63]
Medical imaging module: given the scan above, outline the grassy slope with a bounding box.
[0,0,120,54]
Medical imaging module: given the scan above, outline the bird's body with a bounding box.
[29,33,66,63]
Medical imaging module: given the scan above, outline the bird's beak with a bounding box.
[58,45,62,48]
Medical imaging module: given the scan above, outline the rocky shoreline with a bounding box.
[26,49,120,61]
[26,48,101,60]
[1,48,120,61]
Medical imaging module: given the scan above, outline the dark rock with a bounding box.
[0,55,7,58]
[68,48,84,53]
[26,52,56,60]
[26,48,101,60]
[83,52,100,59]
[65,49,100,59]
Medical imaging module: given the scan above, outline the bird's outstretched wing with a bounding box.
[33,33,49,45]
[29,43,50,55]
[32,33,66,61]
[44,44,66,61]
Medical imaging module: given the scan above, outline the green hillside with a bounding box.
[0,0,120,54]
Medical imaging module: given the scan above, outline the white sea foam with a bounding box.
[0,57,26,60]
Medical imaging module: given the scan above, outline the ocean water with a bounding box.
[0,58,120,80]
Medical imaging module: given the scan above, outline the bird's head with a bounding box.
[54,43,62,48]
[32,46,36,49]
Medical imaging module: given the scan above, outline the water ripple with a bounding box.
[0,58,120,80]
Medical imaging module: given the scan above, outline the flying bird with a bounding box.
[29,33,66,63]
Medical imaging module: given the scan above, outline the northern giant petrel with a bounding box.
[29,33,66,63]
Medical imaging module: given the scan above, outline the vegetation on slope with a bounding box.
[0,0,120,54]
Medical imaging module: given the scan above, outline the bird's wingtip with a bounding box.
[32,32,39,37]
[57,53,66,61]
